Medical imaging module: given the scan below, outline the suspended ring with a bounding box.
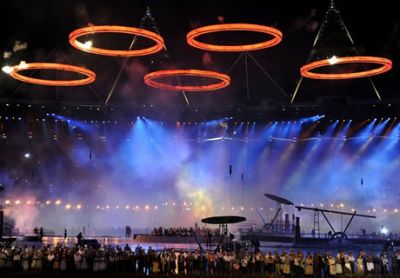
[187,23,282,52]
[69,25,164,57]
[144,69,230,91]
[7,62,96,86]
[300,56,392,80]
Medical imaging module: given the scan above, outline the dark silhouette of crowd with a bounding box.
[1,242,400,277]
[152,226,220,237]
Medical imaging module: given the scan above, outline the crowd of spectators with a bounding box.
[151,226,220,238]
[1,242,400,276]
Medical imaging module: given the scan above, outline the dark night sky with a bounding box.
[0,0,399,108]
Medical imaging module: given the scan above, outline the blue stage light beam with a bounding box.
[355,119,377,138]
[204,117,233,127]
[52,114,94,132]
[299,114,325,123]
[288,120,303,140]
[247,122,257,139]
[373,118,390,136]
[233,122,244,137]
[278,121,292,139]
[260,122,278,140]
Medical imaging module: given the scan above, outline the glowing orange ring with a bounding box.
[300,56,392,80]
[144,69,230,91]
[8,62,96,86]
[69,25,164,57]
[187,23,282,52]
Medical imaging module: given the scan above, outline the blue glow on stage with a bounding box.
[2,116,400,233]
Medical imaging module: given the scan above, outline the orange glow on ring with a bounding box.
[8,62,96,86]
[300,56,392,80]
[69,25,164,57]
[187,23,282,52]
[144,69,230,92]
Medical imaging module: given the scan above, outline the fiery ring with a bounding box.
[7,62,96,86]
[187,23,282,52]
[144,69,230,91]
[69,25,164,57]
[300,56,392,79]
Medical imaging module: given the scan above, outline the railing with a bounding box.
[301,232,400,240]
